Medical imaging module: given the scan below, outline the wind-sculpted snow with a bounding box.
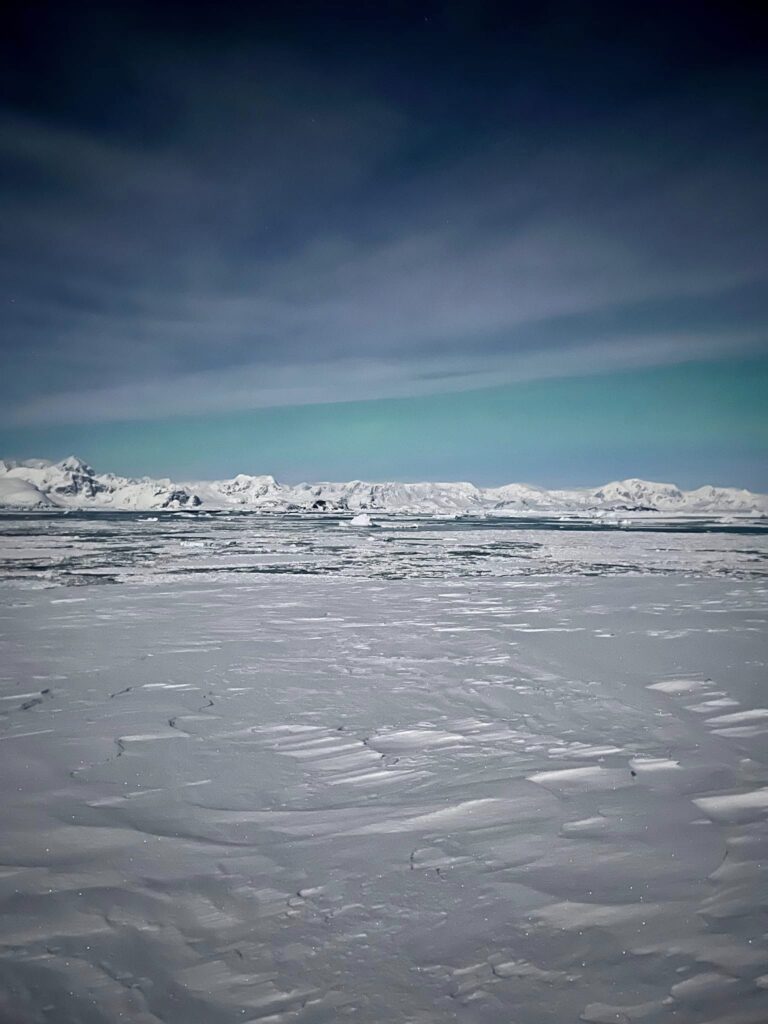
[2,456,767,515]
[1,570,767,1023]
[1,510,767,1024]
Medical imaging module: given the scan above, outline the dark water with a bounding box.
[1,510,766,587]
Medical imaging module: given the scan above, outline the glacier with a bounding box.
[1,455,766,516]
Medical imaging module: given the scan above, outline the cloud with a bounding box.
[1,22,767,426]
[9,327,765,426]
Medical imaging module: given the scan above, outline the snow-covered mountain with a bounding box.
[1,456,766,516]
[0,457,201,510]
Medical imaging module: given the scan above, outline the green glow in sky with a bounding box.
[2,358,767,489]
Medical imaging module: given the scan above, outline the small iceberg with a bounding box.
[350,513,374,527]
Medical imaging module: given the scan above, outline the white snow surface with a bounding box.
[0,475,50,507]
[1,571,767,1022]
[1,457,767,515]
[0,456,201,510]
[1,497,768,1021]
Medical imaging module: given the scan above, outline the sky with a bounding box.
[1,1,767,487]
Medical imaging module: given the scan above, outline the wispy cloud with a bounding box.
[2,17,766,426]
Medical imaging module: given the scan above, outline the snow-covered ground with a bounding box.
[1,513,767,1023]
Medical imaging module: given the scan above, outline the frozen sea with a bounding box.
[1,511,767,1023]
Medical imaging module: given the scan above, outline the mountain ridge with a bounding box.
[1,457,766,516]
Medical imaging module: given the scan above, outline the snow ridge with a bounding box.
[1,457,766,516]
[0,457,200,510]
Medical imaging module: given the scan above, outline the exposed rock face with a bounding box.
[590,479,685,510]
[160,490,202,509]
[0,458,202,510]
[1,457,766,516]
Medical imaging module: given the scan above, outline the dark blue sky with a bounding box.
[1,1,766,485]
